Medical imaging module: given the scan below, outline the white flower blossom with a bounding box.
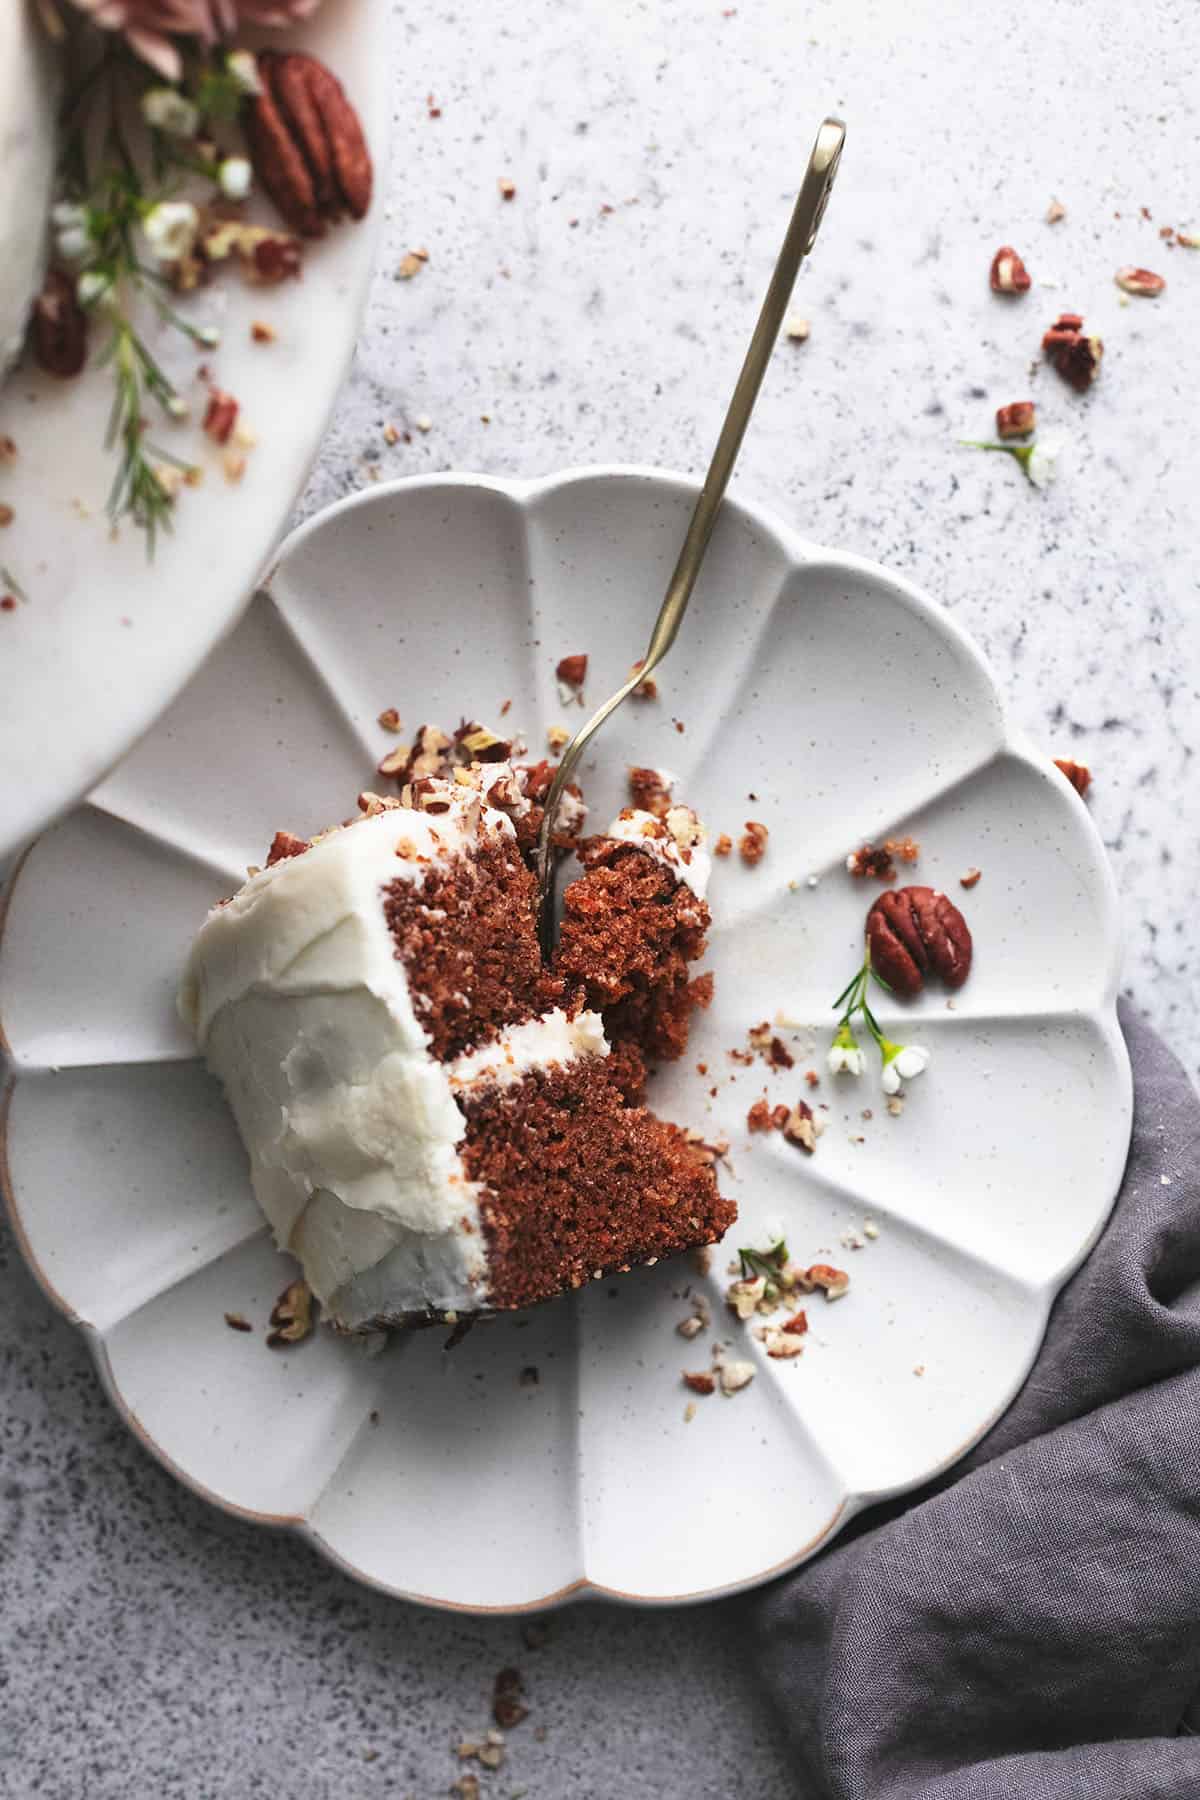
[53,203,93,266]
[1023,439,1060,490]
[143,201,199,265]
[828,1021,866,1076]
[141,87,199,138]
[828,1039,866,1076]
[76,271,116,312]
[217,157,253,201]
[881,1042,930,1095]
[226,50,262,95]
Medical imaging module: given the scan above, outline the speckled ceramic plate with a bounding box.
[0,467,1131,1611]
[0,0,388,861]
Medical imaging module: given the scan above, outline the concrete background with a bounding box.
[3,0,1197,1794]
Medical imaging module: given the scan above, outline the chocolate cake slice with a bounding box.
[179,763,734,1331]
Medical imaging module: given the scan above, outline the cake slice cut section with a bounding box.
[180,767,733,1331]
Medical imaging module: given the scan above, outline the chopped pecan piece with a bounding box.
[628,766,673,817]
[996,401,1036,439]
[1042,313,1103,390]
[990,246,1031,293]
[1054,757,1092,797]
[782,1100,819,1153]
[202,388,239,445]
[682,1370,716,1395]
[556,653,587,686]
[265,830,310,866]
[267,1277,315,1345]
[807,1264,850,1300]
[1115,266,1165,296]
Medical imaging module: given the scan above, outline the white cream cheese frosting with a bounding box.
[603,804,712,900]
[180,781,605,1328]
[1,5,58,372]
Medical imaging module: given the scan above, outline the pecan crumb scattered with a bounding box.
[498,176,517,200]
[203,387,239,444]
[746,1097,772,1132]
[996,401,1036,439]
[960,866,982,889]
[719,1359,756,1395]
[784,313,810,342]
[1115,265,1165,297]
[0,435,16,464]
[1054,757,1092,797]
[267,1277,315,1346]
[990,245,1032,293]
[739,821,769,865]
[0,504,14,528]
[250,319,276,343]
[397,251,425,279]
[1046,198,1067,224]
[783,1100,821,1153]
[224,1312,253,1332]
[266,830,309,865]
[377,706,403,732]
[492,1667,528,1731]
[713,833,732,857]
[847,842,895,881]
[629,659,658,699]
[628,766,673,817]
[683,1370,716,1395]
[556,652,587,686]
[1042,313,1103,390]
[546,724,570,755]
[807,1263,850,1300]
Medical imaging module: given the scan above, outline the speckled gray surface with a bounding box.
[3,1,1198,1793]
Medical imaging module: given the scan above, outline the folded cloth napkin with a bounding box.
[746,1002,1200,1798]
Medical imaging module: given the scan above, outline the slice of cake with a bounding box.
[180,764,734,1332]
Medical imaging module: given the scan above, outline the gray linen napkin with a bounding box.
[746,1002,1200,1798]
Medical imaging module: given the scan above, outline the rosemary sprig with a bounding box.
[51,42,222,553]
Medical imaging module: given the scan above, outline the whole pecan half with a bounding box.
[31,269,88,378]
[866,885,973,998]
[247,51,373,238]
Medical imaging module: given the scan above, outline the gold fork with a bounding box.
[535,116,846,953]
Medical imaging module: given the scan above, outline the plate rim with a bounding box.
[0,463,1134,1611]
[0,0,393,864]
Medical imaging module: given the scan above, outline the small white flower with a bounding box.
[76,271,116,313]
[217,156,253,201]
[141,87,199,138]
[56,224,93,264]
[53,204,93,265]
[195,324,221,349]
[143,200,199,265]
[880,1041,930,1095]
[828,1021,866,1077]
[165,394,190,420]
[226,49,262,95]
[1023,439,1060,490]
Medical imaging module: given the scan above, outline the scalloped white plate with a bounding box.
[0,467,1131,1611]
[0,0,389,861]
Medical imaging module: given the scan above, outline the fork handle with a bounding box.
[536,117,846,946]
